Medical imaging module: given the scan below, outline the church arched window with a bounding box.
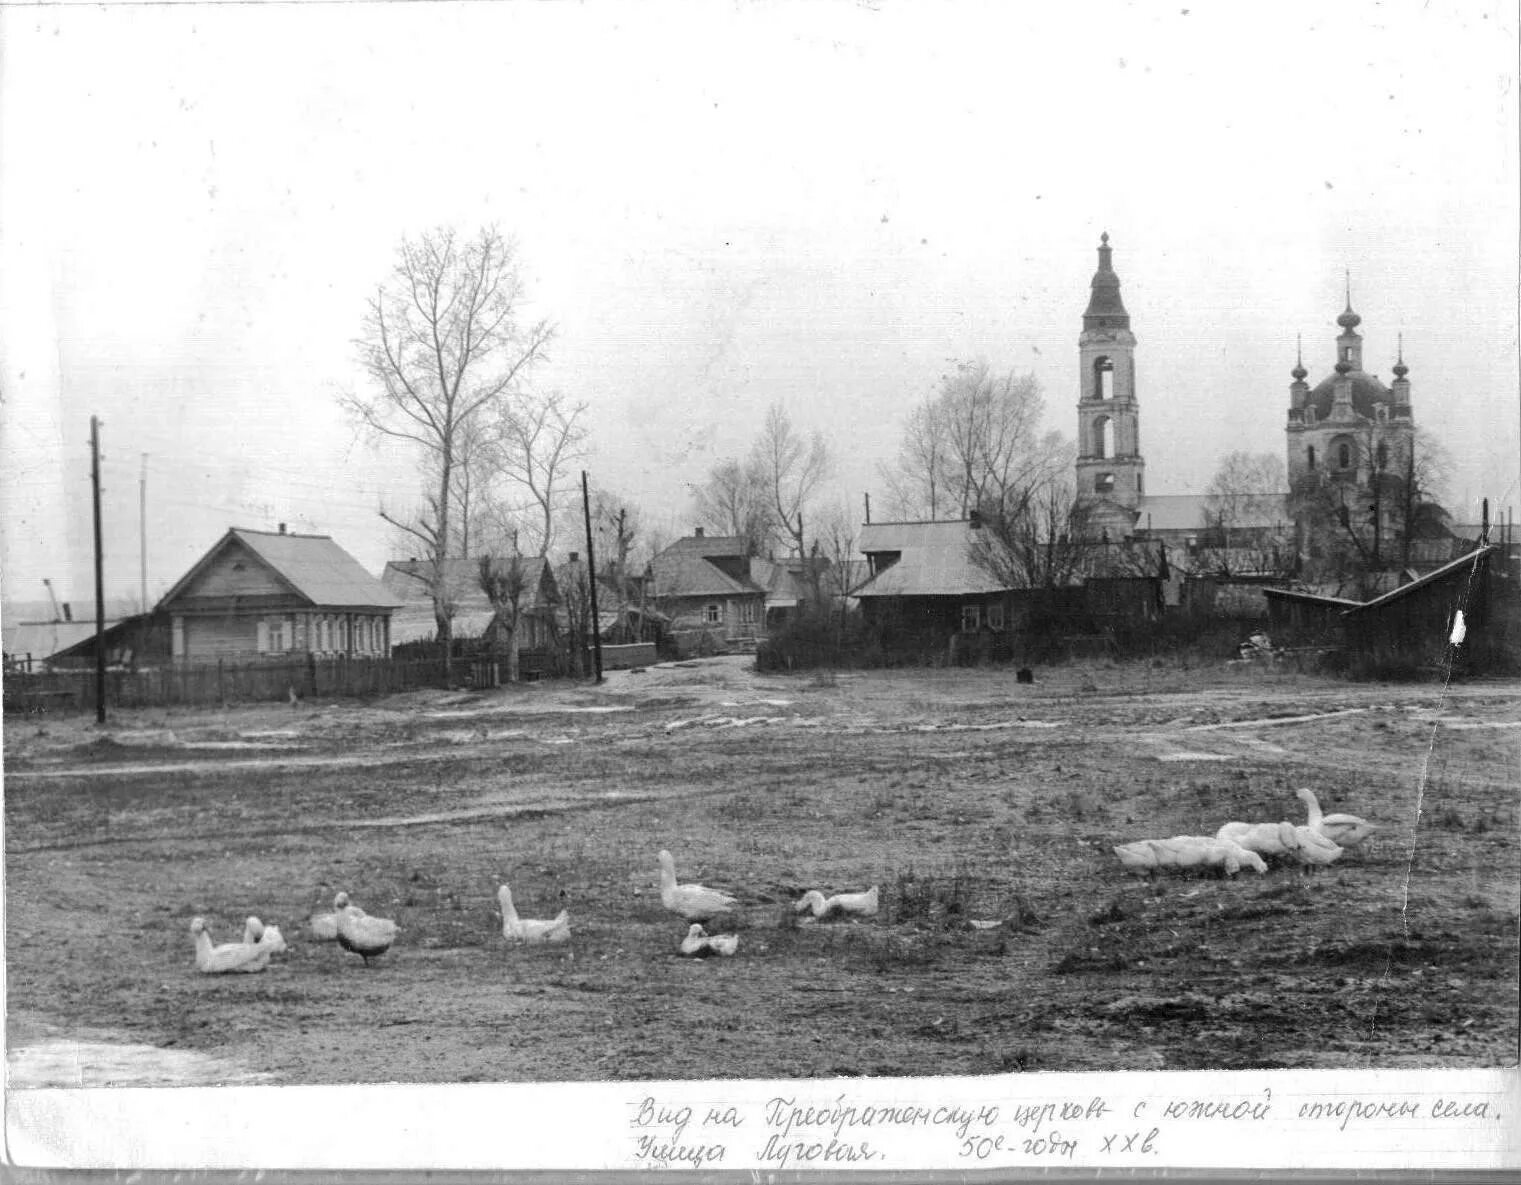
[1095,473,1115,494]
[1376,442,1388,469]
[1337,442,1351,469]
[1094,416,1113,459]
[1307,446,1316,470]
[1094,356,1114,400]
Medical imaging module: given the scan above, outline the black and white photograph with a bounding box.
[2,0,1518,1173]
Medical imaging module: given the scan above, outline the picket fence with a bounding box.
[2,655,454,714]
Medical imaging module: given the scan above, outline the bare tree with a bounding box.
[590,488,642,590]
[878,394,950,520]
[690,456,774,555]
[880,360,1066,521]
[346,226,553,677]
[478,551,528,683]
[493,390,588,557]
[1199,451,1292,576]
[968,474,1108,589]
[751,402,833,561]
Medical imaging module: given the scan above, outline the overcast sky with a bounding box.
[1,0,1516,613]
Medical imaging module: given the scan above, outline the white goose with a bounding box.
[333,891,400,966]
[306,910,340,942]
[190,917,273,975]
[794,885,880,920]
[679,923,738,958]
[1289,825,1344,872]
[1114,836,1266,877]
[657,850,739,921]
[242,916,265,944]
[498,884,571,944]
[1216,819,1301,859]
[1296,788,1378,849]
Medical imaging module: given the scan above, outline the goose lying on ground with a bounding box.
[793,885,880,920]
[1114,836,1267,877]
[1289,825,1344,871]
[1216,819,1301,858]
[657,850,739,921]
[498,884,571,944]
[679,924,739,957]
[190,917,273,974]
[333,891,399,966]
[1296,788,1377,849]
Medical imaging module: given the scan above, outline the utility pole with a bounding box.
[91,416,106,724]
[580,470,604,683]
[139,453,148,613]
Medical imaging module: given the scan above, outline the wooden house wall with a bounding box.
[182,540,290,599]
[175,609,393,663]
[661,594,764,641]
[1345,554,1491,666]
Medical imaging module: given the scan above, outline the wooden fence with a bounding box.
[2,655,456,714]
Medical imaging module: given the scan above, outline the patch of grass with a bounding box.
[887,866,977,928]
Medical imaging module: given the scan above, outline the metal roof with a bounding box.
[160,528,403,611]
[854,519,1009,598]
[1345,545,1494,615]
[1134,494,1290,533]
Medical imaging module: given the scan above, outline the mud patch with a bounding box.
[8,1037,274,1088]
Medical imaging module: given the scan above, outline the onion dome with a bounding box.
[1392,333,1409,379]
[1336,303,1361,331]
[1291,335,1308,381]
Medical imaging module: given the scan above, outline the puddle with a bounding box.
[8,1038,273,1088]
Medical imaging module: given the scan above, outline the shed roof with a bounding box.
[161,529,403,611]
[854,519,1008,598]
[1345,545,1494,615]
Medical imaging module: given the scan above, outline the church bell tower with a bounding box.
[1075,233,1145,513]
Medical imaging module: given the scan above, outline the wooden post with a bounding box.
[581,470,604,683]
[90,416,106,724]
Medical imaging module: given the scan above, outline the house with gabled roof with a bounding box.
[852,519,1015,651]
[158,526,402,664]
[647,528,766,653]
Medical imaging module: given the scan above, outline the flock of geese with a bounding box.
[1113,787,1378,878]
[188,789,1373,974]
[187,849,879,973]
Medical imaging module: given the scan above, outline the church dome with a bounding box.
[1307,369,1390,420]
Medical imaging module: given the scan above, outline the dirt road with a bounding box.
[6,657,1517,1085]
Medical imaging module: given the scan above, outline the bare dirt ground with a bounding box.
[5,656,1518,1086]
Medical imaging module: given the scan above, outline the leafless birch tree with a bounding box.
[345,226,552,676]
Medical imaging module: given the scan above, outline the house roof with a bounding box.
[854,519,1009,598]
[649,536,764,599]
[1344,545,1494,615]
[662,532,752,558]
[161,529,403,611]
[387,556,560,645]
[1261,588,1364,608]
[2,620,112,662]
[1134,493,1289,533]
[384,556,557,613]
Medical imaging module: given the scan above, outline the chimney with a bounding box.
[693,526,704,538]
[278,522,287,535]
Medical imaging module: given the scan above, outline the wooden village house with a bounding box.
[159,527,401,664]
[647,529,766,654]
